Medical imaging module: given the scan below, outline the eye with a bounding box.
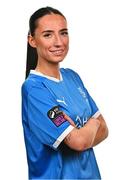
[43,33,52,38]
[61,31,68,36]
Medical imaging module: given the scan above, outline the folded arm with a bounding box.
[92,114,109,146]
[63,113,108,151]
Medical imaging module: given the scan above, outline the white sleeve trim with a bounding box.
[92,110,101,118]
[53,125,74,149]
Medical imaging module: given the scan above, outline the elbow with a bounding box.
[64,128,94,152]
[74,137,92,152]
[76,144,89,152]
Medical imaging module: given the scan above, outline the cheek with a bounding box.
[37,40,50,52]
[64,38,69,47]
[35,37,50,47]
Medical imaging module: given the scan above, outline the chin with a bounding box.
[52,59,64,64]
[50,56,65,63]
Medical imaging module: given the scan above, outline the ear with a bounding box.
[28,35,37,48]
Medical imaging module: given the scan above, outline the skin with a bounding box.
[28,14,69,80]
[28,14,108,151]
[92,114,108,146]
[63,113,108,151]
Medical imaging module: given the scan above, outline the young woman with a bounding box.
[21,6,108,179]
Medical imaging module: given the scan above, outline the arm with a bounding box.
[64,118,100,151]
[92,114,109,147]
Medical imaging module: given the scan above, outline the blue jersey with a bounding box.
[21,68,101,179]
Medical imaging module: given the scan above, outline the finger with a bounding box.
[62,112,76,127]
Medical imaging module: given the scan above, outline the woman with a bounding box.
[21,6,108,179]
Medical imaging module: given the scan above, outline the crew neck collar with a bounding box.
[30,70,63,83]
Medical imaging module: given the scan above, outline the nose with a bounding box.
[53,35,63,47]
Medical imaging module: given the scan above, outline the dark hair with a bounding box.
[25,6,66,79]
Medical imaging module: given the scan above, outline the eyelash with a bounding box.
[43,32,68,38]
[43,34,52,38]
[61,32,68,36]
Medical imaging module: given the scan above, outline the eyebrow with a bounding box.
[42,28,68,34]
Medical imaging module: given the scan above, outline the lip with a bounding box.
[50,49,64,56]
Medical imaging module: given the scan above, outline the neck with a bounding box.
[35,60,60,80]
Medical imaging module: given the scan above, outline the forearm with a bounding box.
[80,119,100,150]
[64,118,100,151]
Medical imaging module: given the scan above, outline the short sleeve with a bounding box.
[83,86,101,118]
[27,86,74,150]
[66,68,101,118]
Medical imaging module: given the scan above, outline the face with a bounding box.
[29,14,69,64]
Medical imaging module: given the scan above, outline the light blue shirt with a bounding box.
[21,68,101,179]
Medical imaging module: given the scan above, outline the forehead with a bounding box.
[36,14,67,31]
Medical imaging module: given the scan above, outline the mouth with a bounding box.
[50,49,64,56]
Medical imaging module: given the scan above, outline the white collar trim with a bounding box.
[30,70,63,82]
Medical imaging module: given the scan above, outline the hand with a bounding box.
[86,118,100,129]
[62,112,76,127]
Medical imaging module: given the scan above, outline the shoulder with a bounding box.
[21,74,47,97]
[61,68,77,75]
[61,68,79,78]
[61,68,84,84]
